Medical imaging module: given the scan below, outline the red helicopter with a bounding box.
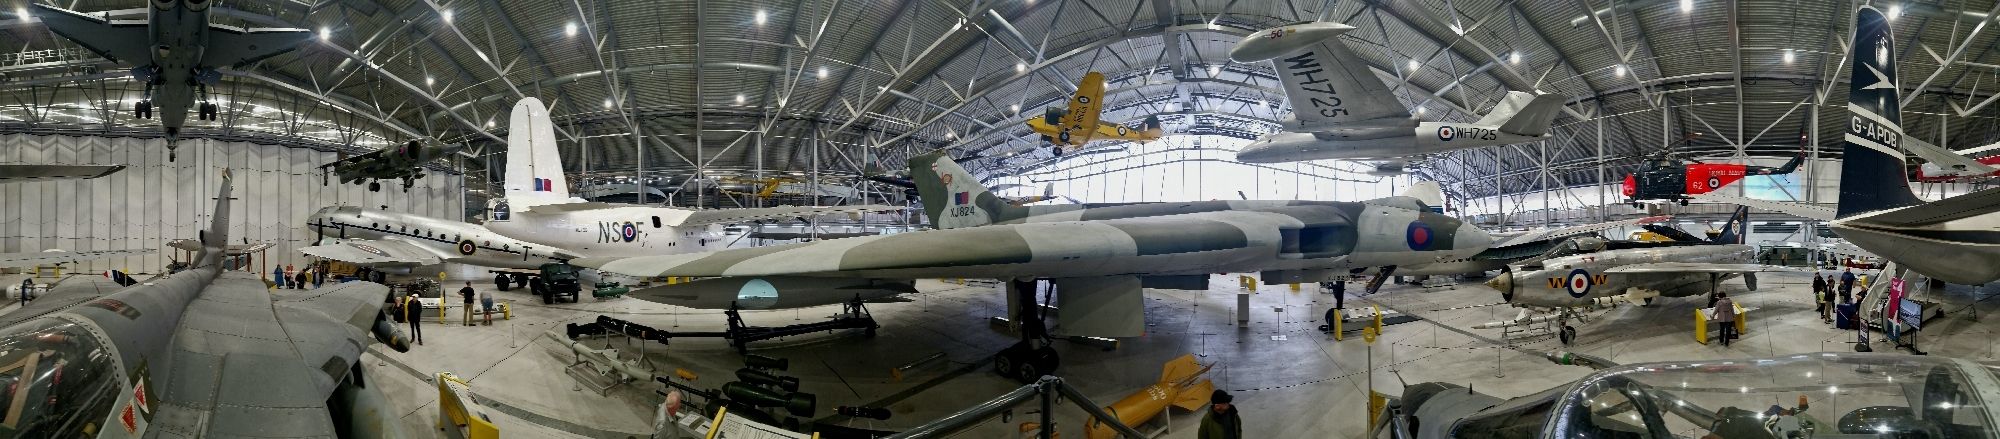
[1622,150,1804,206]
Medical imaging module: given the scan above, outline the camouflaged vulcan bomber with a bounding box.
[579,150,1496,338]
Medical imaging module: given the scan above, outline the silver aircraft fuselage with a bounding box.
[145,0,213,141]
[1235,121,1547,163]
[308,207,569,270]
[1491,244,1757,308]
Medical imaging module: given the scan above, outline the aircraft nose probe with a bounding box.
[1486,270,1515,302]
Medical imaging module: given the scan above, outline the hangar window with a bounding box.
[652,216,662,228]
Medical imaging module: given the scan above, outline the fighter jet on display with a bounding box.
[320,141,464,192]
[483,98,899,259]
[1227,22,1566,173]
[33,1,317,160]
[1022,71,1166,156]
[1693,6,2000,285]
[0,171,409,437]
[1480,207,1791,344]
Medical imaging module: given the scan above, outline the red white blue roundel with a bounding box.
[1565,269,1594,298]
[620,222,639,242]
[1405,221,1434,250]
[1437,126,1456,141]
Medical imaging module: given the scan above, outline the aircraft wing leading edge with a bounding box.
[1842,186,2000,228]
[29,4,151,64]
[301,238,445,267]
[1903,136,2000,177]
[0,249,153,269]
[671,205,902,227]
[1601,263,1795,274]
[199,26,317,68]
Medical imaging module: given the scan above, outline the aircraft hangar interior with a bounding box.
[14,0,2000,438]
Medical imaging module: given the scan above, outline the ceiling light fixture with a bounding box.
[565,22,578,37]
[736,94,745,104]
[1783,49,1795,63]
[755,10,767,25]
[1681,0,1693,13]
[1509,52,1521,64]
[441,9,453,24]
[1614,64,1627,77]
[817,66,828,79]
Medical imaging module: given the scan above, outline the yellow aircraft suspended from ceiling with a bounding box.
[1024,71,1166,156]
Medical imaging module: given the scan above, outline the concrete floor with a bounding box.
[9,264,2000,438]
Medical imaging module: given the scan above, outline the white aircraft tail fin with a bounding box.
[1270,35,1408,129]
[503,98,572,210]
[1400,181,1445,210]
[1473,91,1564,136]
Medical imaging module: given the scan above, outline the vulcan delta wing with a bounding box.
[0,164,126,182]
[0,170,410,437]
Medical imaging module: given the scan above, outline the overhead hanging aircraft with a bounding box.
[320,141,464,192]
[33,1,317,160]
[1692,5,2000,285]
[1022,71,1166,156]
[1227,22,1566,174]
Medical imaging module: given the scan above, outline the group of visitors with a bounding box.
[389,282,504,349]
[270,263,328,289]
[1813,268,1870,329]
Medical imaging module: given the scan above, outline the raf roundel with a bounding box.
[1437,126,1455,141]
[1707,176,1722,190]
[1405,221,1434,250]
[1565,269,1594,298]
[456,240,476,256]
[620,222,639,242]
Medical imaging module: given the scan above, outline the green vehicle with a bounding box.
[529,263,581,304]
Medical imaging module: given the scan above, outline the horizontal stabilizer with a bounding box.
[0,164,126,182]
[1903,136,2000,176]
[1842,186,2000,228]
[1688,193,1837,221]
[1602,262,1794,274]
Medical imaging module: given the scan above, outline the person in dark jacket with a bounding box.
[273,266,288,288]
[1714,292,1737,347]
[459,283,477,326]
[403,293,424,345]
[1812,273,1828,319]
[293,269,309,290]
[1820,275,1837,323]
[1840,268,1857,303]
[18,279,31,306]
[1200,390,1241,439]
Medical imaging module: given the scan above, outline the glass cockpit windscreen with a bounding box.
[0,317,124,438]
[1545,353,1999,438]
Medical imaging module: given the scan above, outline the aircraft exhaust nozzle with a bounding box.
[1486,270,1515,302]
[184,0,211,11]
[1230,22,1357,63]
[154,0,179,11]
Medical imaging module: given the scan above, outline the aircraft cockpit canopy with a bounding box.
[0,317,125,438]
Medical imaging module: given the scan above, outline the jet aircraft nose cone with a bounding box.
[1234,140,1284,163]
[1485,271,1514,301]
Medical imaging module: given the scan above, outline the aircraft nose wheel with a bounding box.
[134,101,153,119]
[197,102,218,121]
[368,181,382,192]
[1559,325,1578,345]
[993,342,1059,383]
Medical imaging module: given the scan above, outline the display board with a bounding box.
[0,134,464,273]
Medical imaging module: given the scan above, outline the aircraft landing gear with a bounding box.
[197,102,218,121]
[134,100,153,119]
[494,273,512,291]
[1558,325,1577,345]
[402,177,416,192]
[368,181,382,192]
[993,279,1060,383]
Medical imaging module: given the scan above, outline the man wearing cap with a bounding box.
[1200,390,1241,439]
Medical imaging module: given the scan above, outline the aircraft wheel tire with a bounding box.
[1559,325,1577,345]
[368,182,382,192]
[532,279,550,304]
[1014,359,1044,384]
[494,274,511,291]
[1643,297,1655,306]
[993,346,1021,377]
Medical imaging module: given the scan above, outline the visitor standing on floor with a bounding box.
[1840,268,1857,303]
[1200,390,1242,439]
[480,287,495,325]
[1812,273,1828,319]
[1821,274,1837,323]
[404,293,424,346]
[17,279,30,306]
[1714,292,1737,347]
[272,266,287,288]
[459,282,477,326]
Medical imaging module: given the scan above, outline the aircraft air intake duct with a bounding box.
[155,0,180,11]
[184,0,211,11]
[721,382,816,417]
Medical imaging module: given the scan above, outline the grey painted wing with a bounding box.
[301,239,442,267]
[30,5,150,64]
[199,27,316,68]
[0,249,152,269]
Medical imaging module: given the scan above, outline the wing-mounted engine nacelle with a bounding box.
[631,276,917,310]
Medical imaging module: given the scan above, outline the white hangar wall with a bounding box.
[0,134,464,274]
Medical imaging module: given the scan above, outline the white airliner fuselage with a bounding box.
[485,205,728,258]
